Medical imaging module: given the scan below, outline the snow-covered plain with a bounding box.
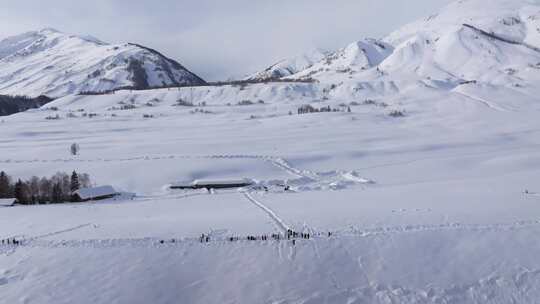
[1,81,540,303]
[2,0,540,303]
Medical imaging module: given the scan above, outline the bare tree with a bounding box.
[39,177,52,203]
[79,173,91,188]
[28,176,40,204]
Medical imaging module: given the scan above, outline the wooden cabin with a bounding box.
[73,185,119,202]
[0,198,16,207]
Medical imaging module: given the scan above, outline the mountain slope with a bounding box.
[288,39,394,81]
[249,0,540,91]
[246,49,328,81]
[380,0,540,85]
[249,39,393,82]
[0,28,205,97]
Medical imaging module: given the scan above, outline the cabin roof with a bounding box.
[193,179,252,186]
[74,185,117,200]
[0,198,16,206]
[170,178,253,188]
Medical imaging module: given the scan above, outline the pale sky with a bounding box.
[0,0,452,80]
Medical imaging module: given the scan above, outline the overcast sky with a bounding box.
[0,0,452,80]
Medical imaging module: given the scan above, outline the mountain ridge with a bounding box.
[249,0,540,90]
[0,28,205,97]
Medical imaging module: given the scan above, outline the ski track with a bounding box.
[30,223,94,240]
[310,235,342,290]
[0,154,276,164]
[242,192,291,234]
[268,157,318,180]
[0,154,321,184]
[2,219,539,251]
[0,154,315,181]
[453,90,509,112]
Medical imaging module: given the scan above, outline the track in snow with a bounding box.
[0,154,275,164]
[242,192,291,234]
[267,157,319,180]
[30,223,94,240]
[0,154,317,180]
[2,218,540,251]
[454,90,508,111]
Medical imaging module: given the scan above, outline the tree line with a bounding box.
[0,171,91,205]
[78,78,316,96]
[0,95,53,116]
[297,104,351,115]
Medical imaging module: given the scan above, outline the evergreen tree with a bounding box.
[0,171,11,198]
[70,171,80,193]
[14,179,27,204]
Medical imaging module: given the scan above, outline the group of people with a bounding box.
[200,234,211,243]
[1,238,21,246]
[154,230,335,246]
[204,230,318,244]
[286,229,311,240]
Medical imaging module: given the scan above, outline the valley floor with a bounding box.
[1,85,540,303]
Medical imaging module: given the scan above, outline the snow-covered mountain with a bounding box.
[0,28,205,97]
[251,0,540,90]
[289,39,394,81]
[380,0,540,85]
[3,1,540,304]
[246,49,329,80]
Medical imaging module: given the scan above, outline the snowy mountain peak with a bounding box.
[250,38,393,82]
[378,0,540,84]
[275,38,393,82]
[38,27,61,34]
[247,48,329,81]
[249,0,540,88]
[0,29,205,97]
[385,0,540,46]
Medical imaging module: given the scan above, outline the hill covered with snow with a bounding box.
[0,28,205,97]
[250,0,540,92]
[246,48,329,80]
[2,0,540,303]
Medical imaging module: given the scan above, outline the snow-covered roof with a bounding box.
[74,186,118,200]
[0,198,15,206]
[193,179,252,186]
[170,179,253,188]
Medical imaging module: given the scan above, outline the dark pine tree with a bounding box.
[70,171,81,202]
[14,179,27,204]
[70,171,80,192]
[0,171,11,198]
